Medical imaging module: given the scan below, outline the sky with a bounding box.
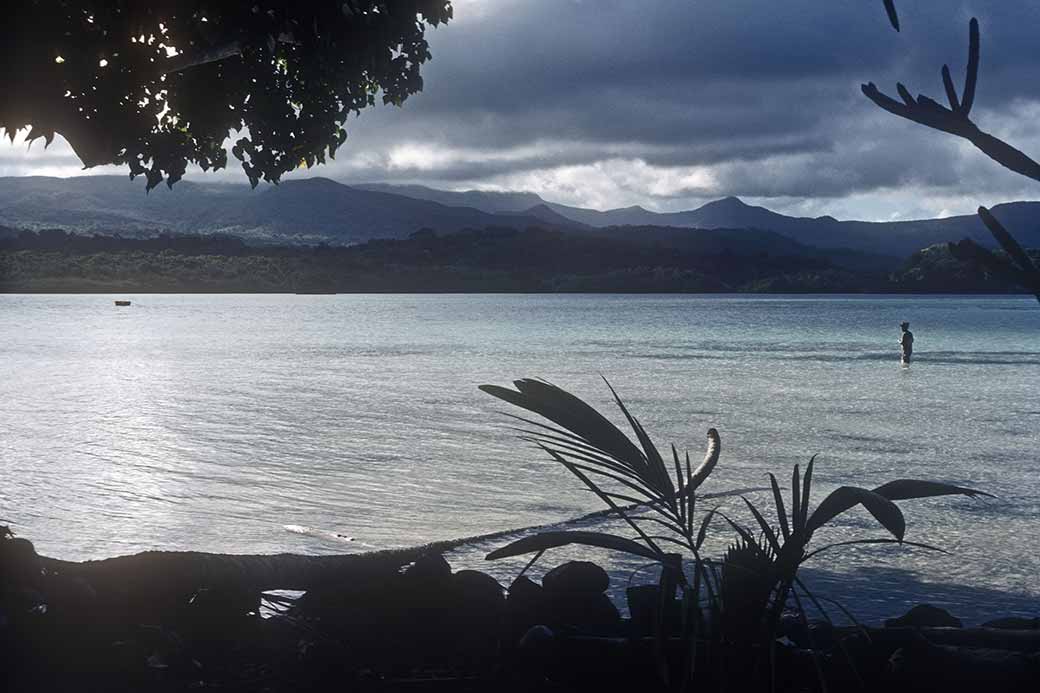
[5,0,1040,221]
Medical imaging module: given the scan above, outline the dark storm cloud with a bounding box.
[10,0,1040,218]
[411,0,1040,135]
[309,0,1040,210]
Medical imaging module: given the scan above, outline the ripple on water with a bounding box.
[1,293,1038,621]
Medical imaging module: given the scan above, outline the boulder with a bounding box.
[504,576,547,640]
[439,570,506,665]
[450,570,505,623]
[453,570,504,603]
[541,561,609,595]
[508,571,619,632]
[402,552,452,587]
[507,575,544,610]
[399,552,454,609]
[885,604,963,629]
[544,591,620,629]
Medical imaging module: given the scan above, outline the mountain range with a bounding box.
[2,175,1038,260]
[359,182,1040,258]
[0,176,562,245]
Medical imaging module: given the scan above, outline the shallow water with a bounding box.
[2,293,1038,623]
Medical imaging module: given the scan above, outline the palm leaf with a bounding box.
[672,445,686,528]
[685,450,695,536]
[505,414,658,487]
[561,462,662,504]
[715,512,769,559]
[486,530,663,562]
[805,486,906,541]
[511,422,649,480]
[480,380,648,470]
[543,446,664,552]
[695,508,718,551]
[871,479,994,501]
[742,497,781,554]
[800,455,815,531]
[602,490,666,507]
[767,473,790,540]
[483,379,723,540]
[532,443,660,499]
[646,534,696,552]
[804,538,947,562]
[603,378,674,498]
[631,515,690,537]
[791,464,802,535]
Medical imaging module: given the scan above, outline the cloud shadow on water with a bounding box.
[798,564,1039,626]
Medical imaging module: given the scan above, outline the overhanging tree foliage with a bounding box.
[0,1,452,189]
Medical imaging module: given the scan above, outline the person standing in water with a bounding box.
[899,321,914,365]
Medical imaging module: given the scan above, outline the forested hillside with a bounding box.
[2,227,1032,294]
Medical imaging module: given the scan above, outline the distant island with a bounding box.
[1,175,1037,294]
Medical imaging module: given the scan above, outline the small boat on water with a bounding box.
[114,300,131,307]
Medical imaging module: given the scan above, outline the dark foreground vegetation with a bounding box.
[1,226,1035,294]
[4,533,1039,693]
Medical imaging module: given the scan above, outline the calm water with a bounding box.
[2,294,1038,623]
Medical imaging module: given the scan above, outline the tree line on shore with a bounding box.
[1,225,1034,294]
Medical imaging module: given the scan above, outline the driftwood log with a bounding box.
[36,540,466,611]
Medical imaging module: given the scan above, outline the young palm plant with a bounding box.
[480,377,722,686]
[480,378,993,690]
[734,461,993,642]
[480,378,720,563]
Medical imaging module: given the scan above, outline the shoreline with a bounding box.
[1,288,1036,296]
[4,534,1038,691]
[16,511,1039,630]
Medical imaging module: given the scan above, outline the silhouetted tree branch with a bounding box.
[948,237,1040,295]
[865,7,1040,301]
[863,19,1040,183]
[883,0,899,32]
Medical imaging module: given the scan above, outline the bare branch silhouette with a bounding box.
[977,207,1040,301]
[883,0,899,32]
[862,19,1040,182]
[865,11,1040,300]
[948,238,1020,281]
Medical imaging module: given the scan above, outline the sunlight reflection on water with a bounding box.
[1,293,1038,623]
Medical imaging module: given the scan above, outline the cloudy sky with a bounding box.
[5,0,1040,220]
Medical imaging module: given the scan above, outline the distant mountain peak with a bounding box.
[704,195,749,209]
[282,176,345,188]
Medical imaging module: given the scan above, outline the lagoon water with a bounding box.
[2,293,1039,623]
